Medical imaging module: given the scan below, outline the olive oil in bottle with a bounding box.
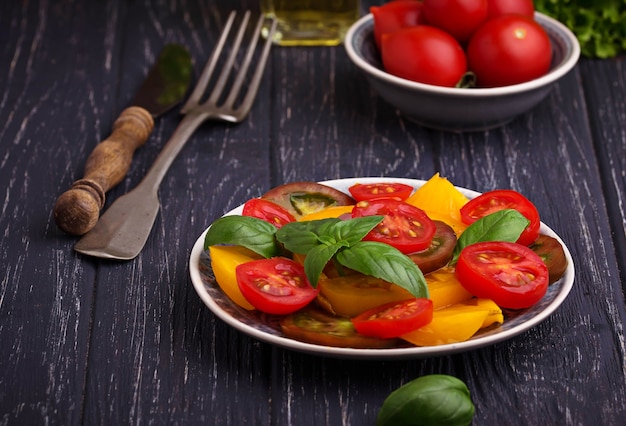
[260,0,360,46]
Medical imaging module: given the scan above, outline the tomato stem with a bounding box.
[456,71,476,88]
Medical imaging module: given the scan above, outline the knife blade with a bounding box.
[53,44,192,236]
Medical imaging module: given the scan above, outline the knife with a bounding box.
[53,44,193,236]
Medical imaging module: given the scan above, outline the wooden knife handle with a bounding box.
[54,106,155,236]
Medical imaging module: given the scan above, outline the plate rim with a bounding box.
[189,177,575,360]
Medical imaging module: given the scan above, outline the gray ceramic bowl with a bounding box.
[344,13,580,132]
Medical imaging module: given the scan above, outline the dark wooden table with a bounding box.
[1,0,625,424]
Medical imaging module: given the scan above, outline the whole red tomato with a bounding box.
[381,26,467,87]
[422,0,488,43]
[486,0,535,19]
[467,15,552,87]
[370,0,426,48]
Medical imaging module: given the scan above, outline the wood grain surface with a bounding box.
[1,0,625,425]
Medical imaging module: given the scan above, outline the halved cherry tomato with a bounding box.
[352,298,433,339]
[262,182,355,218]
[370,0,426,48]
[486,0,534,20]
[352,198,437,254]
[348,182,413,201]
[456,241,549,309]
[280,305,400,348]
[530,234,568,284]
[422,0,488,43]
[242,198,296,229]
[408,220,457,274]
[381,26,467,87]
[235,258,319,315]
[460,189,540,246]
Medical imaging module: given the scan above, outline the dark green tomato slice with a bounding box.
[408,221,457,274]
[262,182,355,218]
[530,234,568,284]
[280,305,400,349]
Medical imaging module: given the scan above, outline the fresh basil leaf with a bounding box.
[275,218,341,254]
[303,243,343,287]
[203,215,279,258]
[336,241,428,298]
[328,216,383,245]
[377,374,475,426]
[451,209,530,264]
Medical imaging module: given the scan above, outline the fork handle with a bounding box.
[54,107,154,235]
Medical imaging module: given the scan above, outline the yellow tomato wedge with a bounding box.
[400,298,503,346]
[317,274,413,318]
[208,245,263,310]
[426,267,473,309]
[298,205,354,221]
[405,173,469,235]
[473,298,504,328]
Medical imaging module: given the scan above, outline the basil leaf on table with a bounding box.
[203,215,279,258]
[450,209,530,264]
[377,374,475,426]
[336,241,429,299]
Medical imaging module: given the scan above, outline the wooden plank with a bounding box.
[80,1,275,423]
[578,57,626,290]
[0,0,121,423]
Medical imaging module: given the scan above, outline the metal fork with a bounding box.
[73,11,277,260]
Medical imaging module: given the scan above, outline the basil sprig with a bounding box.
[204,215,429,299]
[450,209,530,264]
[276,217,429,298]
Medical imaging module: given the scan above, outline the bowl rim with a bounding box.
[344,12,581,97]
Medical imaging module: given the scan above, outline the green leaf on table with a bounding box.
[336,241,429,298]
[450,209,530,264]
[203,215,279,258]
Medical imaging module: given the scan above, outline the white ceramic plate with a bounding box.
[189,177,575,359]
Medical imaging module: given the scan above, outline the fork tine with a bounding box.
[206,11,252,106]
[222,13,271,110]
[181,11,237,113]
[233,16,277,117]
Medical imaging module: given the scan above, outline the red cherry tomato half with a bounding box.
[486,0,534,20]
[455,241,549,309]
[381,26,467,87]
[460,189,540,246]
[242,198,296,229]
[236,258,319,315]
[352,298,434,339]
[370,0,426,48]
[348,182,414,201]
[352,198,437,254]
[467,14,552,87]
[422,0,488,43]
